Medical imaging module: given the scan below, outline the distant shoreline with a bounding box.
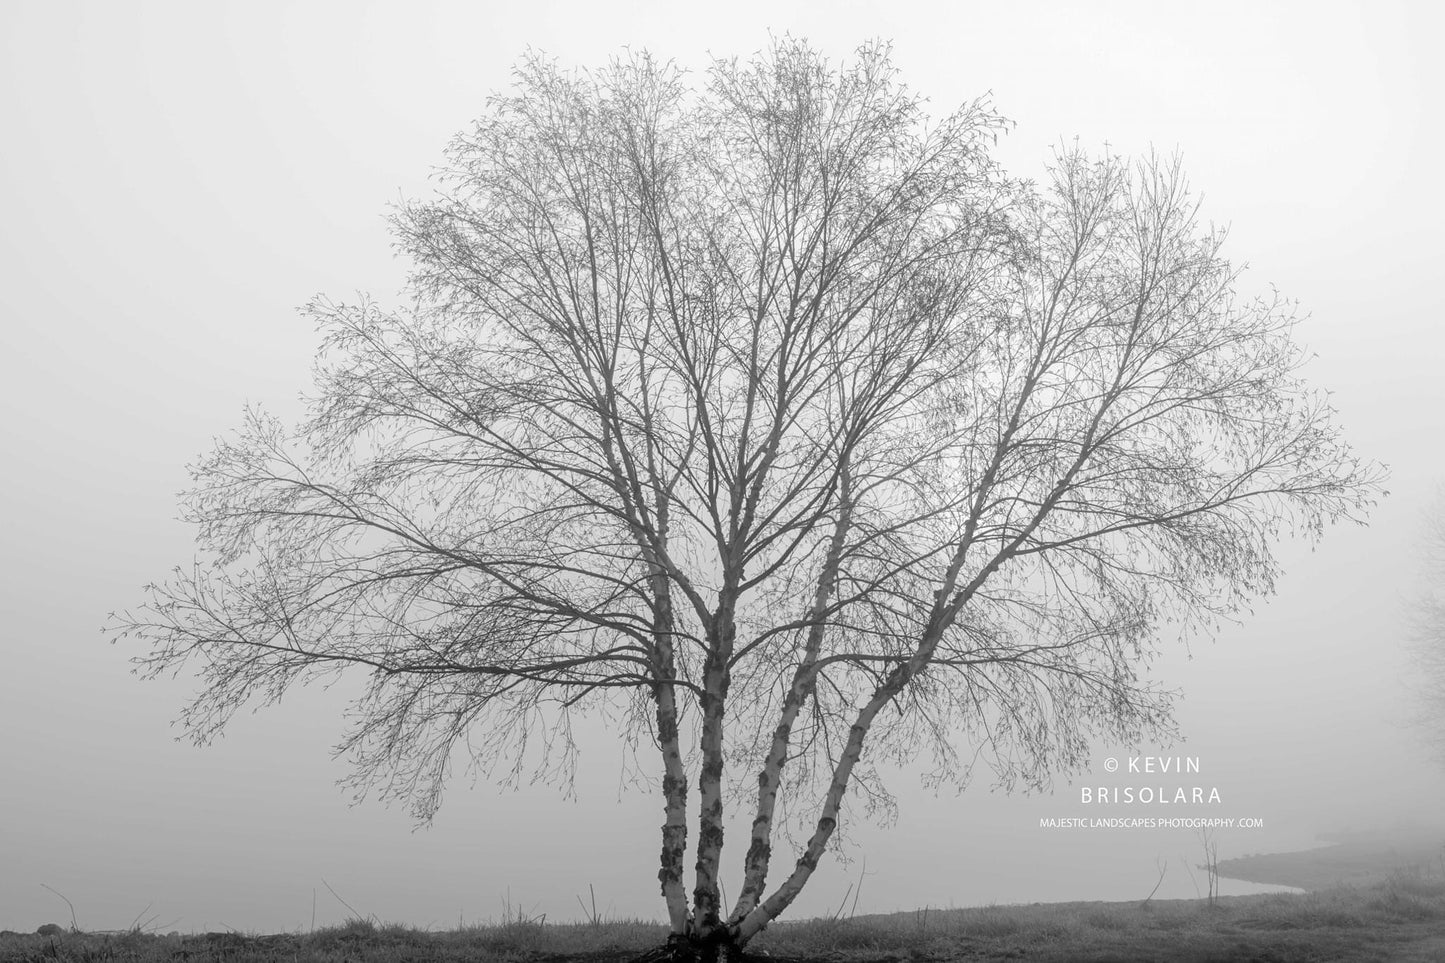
[1217,828,1445,891]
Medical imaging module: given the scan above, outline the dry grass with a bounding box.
[748,870,1445,961]
[3,873,1444,962]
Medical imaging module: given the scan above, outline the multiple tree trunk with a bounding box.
[113,39,1382,963]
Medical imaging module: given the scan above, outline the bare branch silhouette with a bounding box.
[109,38,1384,959]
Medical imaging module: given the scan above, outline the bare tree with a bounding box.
[109,40,1383,960]
[1198,829,1221,905]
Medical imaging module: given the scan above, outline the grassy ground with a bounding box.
[4,872,1445,963]
[754,872,1445,961]
[7,834,1445,963]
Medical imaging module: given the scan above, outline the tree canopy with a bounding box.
[112,39,1383,959]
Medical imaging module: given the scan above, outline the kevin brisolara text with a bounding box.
[1039,817,1261,829]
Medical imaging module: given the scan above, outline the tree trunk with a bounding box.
[731,491,852,924]
[734,696,887,942]
[655,678,690,934]
[650,574,691,935]
[691,613,732,938]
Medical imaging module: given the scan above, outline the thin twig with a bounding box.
[1142,858,1167,905]
[40,884,79,932]
[129,903,154,933]
[321,878,366,922]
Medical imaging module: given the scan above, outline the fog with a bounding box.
[3,0,1443,934]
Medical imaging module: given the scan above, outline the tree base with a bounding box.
[629,933,768,963]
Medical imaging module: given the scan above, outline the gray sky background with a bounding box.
[3,0,1444,935]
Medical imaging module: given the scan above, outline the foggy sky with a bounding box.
[3,0,1443,935]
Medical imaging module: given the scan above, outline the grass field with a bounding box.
[7,836,1444,962]
[4,871,1444,963]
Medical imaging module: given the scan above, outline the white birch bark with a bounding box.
[690,608,734,936]
[729,489,852,924]
[651,576,691,934]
